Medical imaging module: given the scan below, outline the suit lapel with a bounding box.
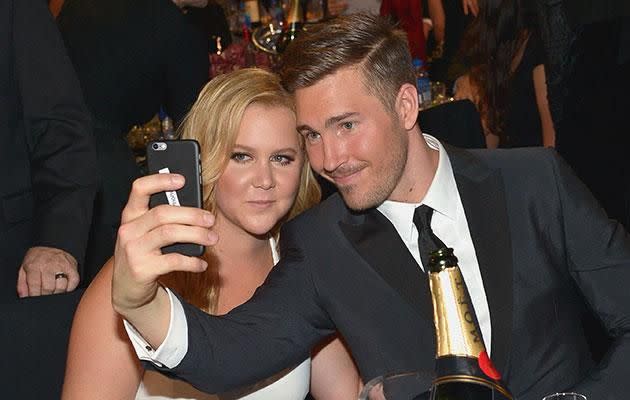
[448,146,513,377]
[336,146,513,377]
[339,209,434,323]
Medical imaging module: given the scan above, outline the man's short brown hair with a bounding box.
[279,13,416,112]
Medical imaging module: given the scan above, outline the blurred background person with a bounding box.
[0,0,97,301]
[187,1,233,53]
[62,68,360,400]
[1,0,96,398]
[54,0,209,285]
[527,0,630,364]
[379,0,427,61]
[453,0,555,148]
[423,0,476,90]
[534,0,630,231]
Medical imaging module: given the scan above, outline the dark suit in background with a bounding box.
[0,0,97,301]
[534,0,630,231]
[56,0,209,283]
[555,17,630,231]
[157,146,630,399]
[424,0,473,90]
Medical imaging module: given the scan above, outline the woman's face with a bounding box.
[214,103,304,237]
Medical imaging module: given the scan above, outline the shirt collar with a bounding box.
[377,134,458,239]
[422,134,458,221]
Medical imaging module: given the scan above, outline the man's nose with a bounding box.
[322,136,346,174]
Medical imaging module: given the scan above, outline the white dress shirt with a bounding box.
[125,134,493,370]
[377,134,492,353]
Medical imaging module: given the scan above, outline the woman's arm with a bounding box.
[310,335,362,399]
[426,0,445,44]
[62,259,143,400]
[533,64,556,147]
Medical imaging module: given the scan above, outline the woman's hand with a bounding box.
[111,174,217,345]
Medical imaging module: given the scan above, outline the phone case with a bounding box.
[146,139,204,257]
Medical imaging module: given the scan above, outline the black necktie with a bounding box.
[413,204,447,271]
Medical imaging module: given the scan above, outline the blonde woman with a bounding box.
[62,68,360,400]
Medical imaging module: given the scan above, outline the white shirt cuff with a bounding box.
[123,287,189,369]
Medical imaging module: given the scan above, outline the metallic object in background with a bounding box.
[252,24,284,55]
[253,0,305,55]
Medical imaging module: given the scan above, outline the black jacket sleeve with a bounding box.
[14,0,98,266]
[547,151,630,398]
[154,225,335,394]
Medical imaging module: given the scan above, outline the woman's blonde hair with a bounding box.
[162,68,321,313]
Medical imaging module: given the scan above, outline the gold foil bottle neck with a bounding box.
[429,266,485,358]
[428,247,458,273]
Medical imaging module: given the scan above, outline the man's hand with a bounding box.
[171,0,208,10]
[462,0,479,17]
[17,246,79,297]
[111,173,216,320]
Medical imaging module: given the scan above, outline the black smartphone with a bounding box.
[146,139,204,257]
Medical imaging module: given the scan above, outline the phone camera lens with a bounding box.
[152,143,159,150]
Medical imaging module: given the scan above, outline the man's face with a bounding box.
[295,67,409,210]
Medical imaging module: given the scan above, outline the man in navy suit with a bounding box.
[112,13,630,399]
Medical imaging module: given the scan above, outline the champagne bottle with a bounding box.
[275,0,303,53]
[427,248,512,400]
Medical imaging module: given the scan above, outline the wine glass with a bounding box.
[358,371,434,400]
[542,393,587,400]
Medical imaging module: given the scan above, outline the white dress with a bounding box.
[135,239,311,400]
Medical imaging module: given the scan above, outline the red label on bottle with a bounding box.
[478,350,502,380]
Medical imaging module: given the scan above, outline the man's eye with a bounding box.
[304,132,321,142]
[341,121,354,130]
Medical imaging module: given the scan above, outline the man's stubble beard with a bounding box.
[338,131,408,211]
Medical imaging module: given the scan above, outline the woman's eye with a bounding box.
[271,155,294,166]
[231,152,251,163]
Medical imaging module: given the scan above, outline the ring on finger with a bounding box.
[55,272,68,280]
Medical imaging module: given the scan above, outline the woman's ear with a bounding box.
[395,83,419,130]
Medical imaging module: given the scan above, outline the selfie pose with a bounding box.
[112,14,630,400]
[62,68,360,400]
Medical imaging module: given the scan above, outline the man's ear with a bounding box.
[395,83,419,130]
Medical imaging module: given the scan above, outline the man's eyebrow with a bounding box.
[296,124,315,133]
[296,112,359,133]
[324,112,358,129]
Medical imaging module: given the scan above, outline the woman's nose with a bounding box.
[252,162,275,190]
